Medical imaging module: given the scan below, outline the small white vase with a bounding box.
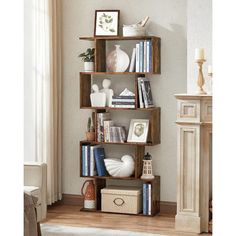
[106,45,130,72]
[84,62,94,72]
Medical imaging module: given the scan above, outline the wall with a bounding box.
[61,0,187,202]
[187,0,212,93]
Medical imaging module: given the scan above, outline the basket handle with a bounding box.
[113,197,125,206]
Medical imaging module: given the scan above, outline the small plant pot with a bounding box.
[86,132,95,141]
[84,62,94,72]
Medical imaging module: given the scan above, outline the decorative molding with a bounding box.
[61,194,176,215]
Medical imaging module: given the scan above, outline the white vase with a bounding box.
[84,62,94,72]
[106,45,130,72]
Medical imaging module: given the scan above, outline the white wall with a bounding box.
[61,0,187,202]
[187,0,212,93]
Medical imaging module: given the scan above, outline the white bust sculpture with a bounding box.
[100,79,114,107]
[90,84,106,107]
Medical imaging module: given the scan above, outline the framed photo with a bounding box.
[127,119,149,143]
[94,10,120,37]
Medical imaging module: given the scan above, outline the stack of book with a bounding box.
[143,183,152,215]
[104,121,126,143]
[129,40,152,73]
[111,95,135,108]
[137,77,154,108]
[81,145,107,177]
[97,112,111,142]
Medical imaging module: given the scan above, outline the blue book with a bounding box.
[139,41,144,72]
[149,41,152,72]
[94,147,107,176]
[82,145,85,176]
[143,184,147,215]
[87,145,90,176]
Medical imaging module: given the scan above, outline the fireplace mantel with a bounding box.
[175,94,212,233]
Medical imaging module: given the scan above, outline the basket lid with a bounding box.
[101,186,142,196]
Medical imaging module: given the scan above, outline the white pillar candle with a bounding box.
[208,65,212,74]
[195,48,205,60]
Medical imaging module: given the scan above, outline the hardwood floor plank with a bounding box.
[43,205,211,236]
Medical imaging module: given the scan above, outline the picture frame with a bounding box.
[94,10,120,37]
[127,119,149,143]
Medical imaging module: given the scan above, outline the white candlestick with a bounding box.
[208,65,212,74]
[195,48,205,60]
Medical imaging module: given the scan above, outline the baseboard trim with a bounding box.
[62,194,176,215]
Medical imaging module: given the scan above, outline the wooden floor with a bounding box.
[43,205,211,236]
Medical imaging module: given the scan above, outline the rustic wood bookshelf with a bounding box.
[79,35,161,216]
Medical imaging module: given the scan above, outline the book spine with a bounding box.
[84,145,88,176]
[149,41,152,72]
[112,101,135,105]
[139,41,144,72]
[90,146,94,176]
[147,41,150,73]
[111,104,135,108]
[112,99,135,103]
[138,78,144,108]
[82,145,85,176]
[87,145,90,176]
[148,184,152,215]
[136,43,140,72]
[140,79,148,108]
[144,41,147,72]
[129,48,136,72]
[143,184,148,215]
[94,148,107,176]
[112,96,135,99]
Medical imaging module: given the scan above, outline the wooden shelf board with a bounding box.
[80,72,157,75]
[80,106,160,111]
[80,175,138,180]
[79,36,161,41]
[80,140,154,146]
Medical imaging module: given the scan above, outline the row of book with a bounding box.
[137,77,154,108]
[81,145,107,176]
[111,95,135,109]
[143,183,152,215]
[97,112,127,142]
[129,40,152,73]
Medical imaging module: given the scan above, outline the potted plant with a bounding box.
[86,117,95,141]
[78,48,95,72]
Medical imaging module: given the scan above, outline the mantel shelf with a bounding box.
[79,36,161,41]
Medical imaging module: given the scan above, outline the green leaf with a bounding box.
[109,29,115,32]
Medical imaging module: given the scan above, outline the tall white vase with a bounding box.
[106,45,130,72]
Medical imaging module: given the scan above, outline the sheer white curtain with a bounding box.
[25,0,62,204]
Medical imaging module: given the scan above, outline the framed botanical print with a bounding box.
[94,10,120,37]
[127,119,149,143]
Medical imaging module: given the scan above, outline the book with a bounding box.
[82,145,86,176]
[90,145,101,176]
[139,41,144,72]
[148,184,152,215]
[112,98,135,103]
[111,104,135,108]
[140,78,154,108]
[146,41,151,73]
[83,145,89,176]
[144,41,147,72]
[97,112,111,142]
[137,77,144,108]
[112,95,135,99]
[129,48,136,72]
[112,101,135,105]
[143,183,148,215]
[135,43,140,72]
[94,147,107,176]
[103,120,114,142]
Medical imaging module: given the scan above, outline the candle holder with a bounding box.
[196,59,207,94]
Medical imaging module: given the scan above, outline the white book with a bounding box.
[148,184,152,215]
[138,77,144,108]
[111,104,135,108]
[84,145,88,176]
[90,145,101,176]
[144,41,147,72]
[135,43,140,72]
[146,41,150,73]
[103,120,114,142]
[129,48,136,72]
